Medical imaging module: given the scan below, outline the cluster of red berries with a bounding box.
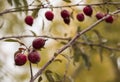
[14,38,46,66]
[24,5,114,26]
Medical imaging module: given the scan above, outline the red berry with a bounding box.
[63,17,70,25]
[61,9,70,19]
[76,13,84,21]
[96,12,104,20]
[14,53,27,66]
[45,11,54,21]
[32,38,46,49]
[105,15,113,23]
[83,5,93,17]
[28,50,40,64]
[25,16,33,26]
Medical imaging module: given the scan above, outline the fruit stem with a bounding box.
[29,62,33,82]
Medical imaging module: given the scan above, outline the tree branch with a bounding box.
[0,35,70,41]
[29,8,120,82]
[0,2,120,15]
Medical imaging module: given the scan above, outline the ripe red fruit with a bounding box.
[63,17,70,25]
[61,9,70,19]
[76,13,84,21]
[25,16,33,26]
[28,50,40,64]
[14,53,27,66]
[45,11,54,21]
[32,38,46,49]
[96,12,104,20]
[105,15,113,23]
[83,5,93,17]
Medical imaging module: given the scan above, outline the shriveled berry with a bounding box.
[83,5,93,17]
[63,17,70,25]
[32,38,46,49]
[76,13,84,21]
[61,9,70,19]
[96,12,104,20]
[105,15,113,23]
[14,53,27,66]
[25,16,34,26]
[28,50,40,64]
[45,11,54,21]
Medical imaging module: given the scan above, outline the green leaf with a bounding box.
[0,20,4,29]
[13,0,21,7]
[45,70,54,82]
[7,0,13,6]
[38,76,42,82]
[63,0,71,3]
[81,54,91,70]
[32,9,39,18]
[72,45,82,64]
[45,70,52,74]
[54,73,62,81]
[54,59,62,63]
[30,30,37,36]
[22,0,28,15]
[4,39,20,42]
[4,39,25,46]
[99,47,103,62]
[32,4,41,18]
[42,19,45,31]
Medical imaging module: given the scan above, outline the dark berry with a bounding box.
[28,50,40,64]
[14,53,27,66]
[25,16,33,26]
[96,12,104,20]
[105,15,113,23]
[45,11,54,21]
[61,9,70,19]
[63,17,70,25]
[83,5,93,17]
[32,38,46,49]
[76,13,84,21]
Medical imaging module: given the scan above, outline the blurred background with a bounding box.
[0,0,120,82]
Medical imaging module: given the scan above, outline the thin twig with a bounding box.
[78,42,120,51]
[0,35,70,41]
[29,62,33,82]
[29,8,120,82]
[0,2,120,15]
